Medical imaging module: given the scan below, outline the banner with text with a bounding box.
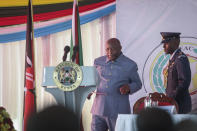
[117,0,197,111]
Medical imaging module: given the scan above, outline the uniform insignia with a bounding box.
[169,62,175,68]
[163,64,168,88]
[177,51,186,58]
[178,55,186,59]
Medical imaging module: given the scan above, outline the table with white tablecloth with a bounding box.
[115,114,197,131]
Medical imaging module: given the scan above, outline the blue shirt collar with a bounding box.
[105,52,123,63]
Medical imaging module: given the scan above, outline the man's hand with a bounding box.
[120,84,130,95]
[87,92,93,100]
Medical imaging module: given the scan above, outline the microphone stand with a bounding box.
[62,46,70,62]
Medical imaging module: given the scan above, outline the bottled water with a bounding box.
[144,94,158,107]
[144,94,152,107]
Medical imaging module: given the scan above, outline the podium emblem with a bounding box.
[53,61,83,91]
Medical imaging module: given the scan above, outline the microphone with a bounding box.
[62,46,70,61]
[72,45,79,62]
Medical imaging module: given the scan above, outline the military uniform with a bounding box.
[166,49,191,113]
[161,32,192,114]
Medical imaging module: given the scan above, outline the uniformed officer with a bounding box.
[161,32,192,113]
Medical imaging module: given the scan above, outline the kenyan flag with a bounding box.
[70,0,83,66]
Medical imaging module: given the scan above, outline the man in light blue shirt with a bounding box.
[91,38,142,131]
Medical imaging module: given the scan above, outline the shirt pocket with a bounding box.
[113,66,128,80]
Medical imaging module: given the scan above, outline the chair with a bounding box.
[133,92,179,114]
[133,96,146,114]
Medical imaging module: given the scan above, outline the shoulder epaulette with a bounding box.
[177,51,184,58]
[178,53,186,59]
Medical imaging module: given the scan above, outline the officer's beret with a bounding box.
[160,32,181,43]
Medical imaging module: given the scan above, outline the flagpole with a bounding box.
[23,0,36,131]
[30,0,37,99]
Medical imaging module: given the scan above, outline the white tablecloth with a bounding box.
[115,114,197,131]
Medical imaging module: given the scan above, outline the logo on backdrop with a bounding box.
[53,61,83,91]
[143,37,197,95]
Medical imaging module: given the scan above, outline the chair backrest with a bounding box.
[133,97,146,114]
[133,92,179,114]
